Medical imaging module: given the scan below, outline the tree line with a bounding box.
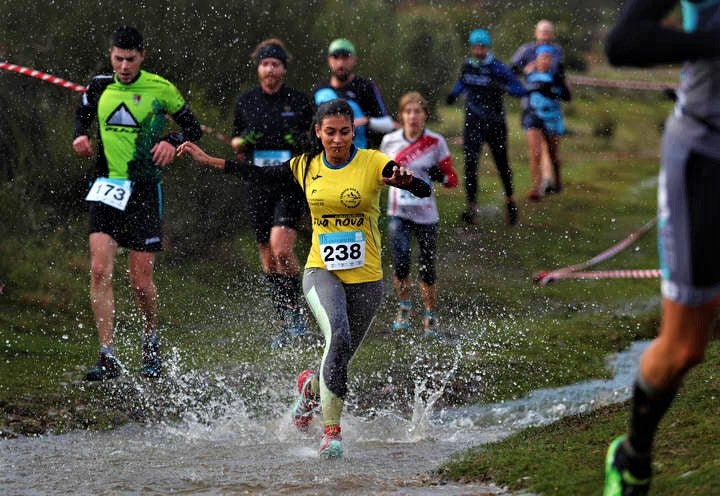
[0,0,618,256]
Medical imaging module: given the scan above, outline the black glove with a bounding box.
[446,94,456,105]
[663,87,678,102]
[528,81,554,98]
[428,165,445,183]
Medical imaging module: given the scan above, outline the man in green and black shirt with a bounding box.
[73,25,202,381]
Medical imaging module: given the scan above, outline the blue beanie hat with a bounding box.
[469,29,491,47]
[535,44,554,57]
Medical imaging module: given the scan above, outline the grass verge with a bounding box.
[436,342,720,496]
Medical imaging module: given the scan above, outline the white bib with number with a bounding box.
[85,177,133,211]
[253,150,291,167]
[319,230,366,270]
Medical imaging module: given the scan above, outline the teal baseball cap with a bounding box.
[469,29,492,47]
[328,38,356,56]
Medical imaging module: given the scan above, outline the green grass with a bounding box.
[436,342,720,496]
[581,60,680,87]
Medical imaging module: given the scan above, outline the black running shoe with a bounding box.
[545,183,563,194]
[141,340,162,378]
[85,352,122,381]
[506,199,518,226]
[460,208,478,225]
[272,308,308,349]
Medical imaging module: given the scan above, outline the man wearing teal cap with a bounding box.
[311,38,396,148]
[446,28,526,226]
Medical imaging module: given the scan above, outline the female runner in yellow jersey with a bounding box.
[178,99,431,459]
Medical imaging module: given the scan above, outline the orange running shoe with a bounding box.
[291,369,319,432]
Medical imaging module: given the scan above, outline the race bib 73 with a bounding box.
[85,177,132,210]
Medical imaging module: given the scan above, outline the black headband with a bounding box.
[255,44,287,67]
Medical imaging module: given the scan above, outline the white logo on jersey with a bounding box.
[106,103,139,127]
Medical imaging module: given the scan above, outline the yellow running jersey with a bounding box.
[289,148,391,284]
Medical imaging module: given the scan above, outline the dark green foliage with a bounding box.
[390,12,460,115]
[0,0,612,258]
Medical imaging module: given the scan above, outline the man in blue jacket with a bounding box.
[447,28,525,226]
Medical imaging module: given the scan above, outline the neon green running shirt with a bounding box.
[91,70,186,182]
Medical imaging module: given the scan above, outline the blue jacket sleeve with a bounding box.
[446,79,465,105]
[510,43,534,74]
[495,62,527,97]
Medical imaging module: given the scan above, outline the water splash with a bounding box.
[1,342,649,496]
[408,342,462,441]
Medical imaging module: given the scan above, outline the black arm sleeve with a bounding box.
[223,159,248,175]
[74,105,95,139]
[527,81,555,98]
[163,104,203,146]
[223,159,299,187]
[381,161,432,198]
[553,73,572,102]
[73,76,109,138]
[606,0,720,67]
[231,97,244,137]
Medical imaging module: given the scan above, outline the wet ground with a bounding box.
[0,341,649,495]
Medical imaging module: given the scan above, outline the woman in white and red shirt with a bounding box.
[380,91,458,337]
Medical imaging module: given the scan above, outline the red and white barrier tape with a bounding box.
[566,75,675,92]
[536,269,661,284]
[0,62,86,92]
[0,61,230,143]
[533,218,659,285]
